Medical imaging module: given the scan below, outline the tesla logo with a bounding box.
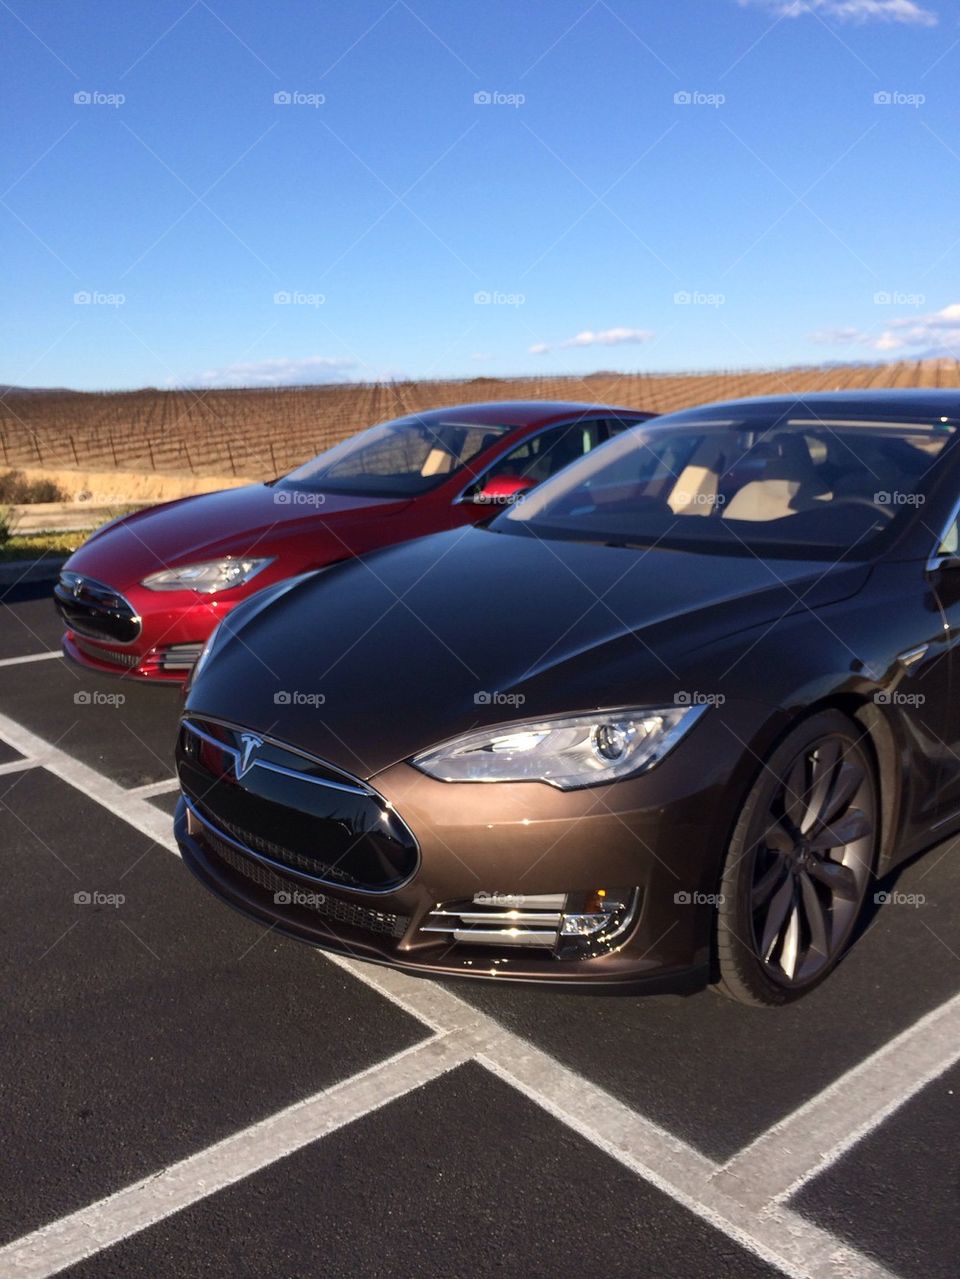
[236,733,263,779]
[72,577,84,597]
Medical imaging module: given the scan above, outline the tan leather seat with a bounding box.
[724,435,826,523]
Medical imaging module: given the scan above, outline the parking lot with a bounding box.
[1,576,957,1279]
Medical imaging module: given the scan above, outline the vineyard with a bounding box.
[2,361,959,480]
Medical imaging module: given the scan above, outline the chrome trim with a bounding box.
[897,645,928,668]
[451,413,651,506]
[421,926,559,947]
[181,719,370,796]
[926,493,960,572]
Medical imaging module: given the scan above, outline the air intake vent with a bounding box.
[420,893,567,948]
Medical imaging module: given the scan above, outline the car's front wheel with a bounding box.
[714,710,878,1006]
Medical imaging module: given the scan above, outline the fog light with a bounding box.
[559,888,638,948]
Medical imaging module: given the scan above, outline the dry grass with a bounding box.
[1,361,957,480]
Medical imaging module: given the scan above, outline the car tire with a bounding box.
[713,710,878,1007]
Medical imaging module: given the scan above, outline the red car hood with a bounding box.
[67,483,412,586]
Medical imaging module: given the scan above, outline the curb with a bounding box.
[0,557,66,589]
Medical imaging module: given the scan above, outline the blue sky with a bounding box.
[2,0,958,389]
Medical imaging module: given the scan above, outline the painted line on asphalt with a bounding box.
[127,777,180,799]
[0,1034,472,1279]
[0,757,41,778]
[0,709,179,855]
[713,988,960,1209]
[329,955,898,1279]
[0,650,62,668]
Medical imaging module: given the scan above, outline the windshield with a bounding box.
[494,405,956,560]
[279,414,515,497]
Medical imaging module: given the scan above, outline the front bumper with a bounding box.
[171,717,739,990]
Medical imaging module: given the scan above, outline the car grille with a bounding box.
[176,717,420,892]
[420,894,567,949]
[55,572,141,644]
[196,815,409,939]
[73,637,141,668]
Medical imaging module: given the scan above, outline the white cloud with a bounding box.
[811,303,960,357]
[740,0,937,24]
[174,355,358,388]
[529,327,655,356]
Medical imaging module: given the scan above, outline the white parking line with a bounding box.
[0,757,40,777]
[0,710,178,855]
[126,777,180,799]
[0,650,62,668]
[329,956,899,1279]
[713,989,960,1209]
[0,1034,473,1279]
[0,707,945,1279]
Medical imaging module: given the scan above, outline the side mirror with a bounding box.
[467,475,537,505]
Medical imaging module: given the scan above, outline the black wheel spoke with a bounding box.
[752,857,787,908]
[805,739,843,832]
[799,871,830,958]
[806,856,860,901]
[807,808,871,851]
[817,760,865,830]
[760,876,795,960]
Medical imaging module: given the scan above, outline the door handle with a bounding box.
[897,645,928,668]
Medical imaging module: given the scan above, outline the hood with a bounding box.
[67,484,412,584]
[186,526,871,778]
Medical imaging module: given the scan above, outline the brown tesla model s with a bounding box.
[175,391,960,1005]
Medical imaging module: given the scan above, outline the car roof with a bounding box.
[400,400,654,428]
[673,388,960,419]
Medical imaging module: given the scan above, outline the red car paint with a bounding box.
[54,401,653,681]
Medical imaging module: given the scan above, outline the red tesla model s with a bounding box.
[54,401,654,680]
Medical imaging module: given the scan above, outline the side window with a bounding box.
[479,420,605,490]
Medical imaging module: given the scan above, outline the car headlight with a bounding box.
[141,558,273,594]
[412,705,706,790]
